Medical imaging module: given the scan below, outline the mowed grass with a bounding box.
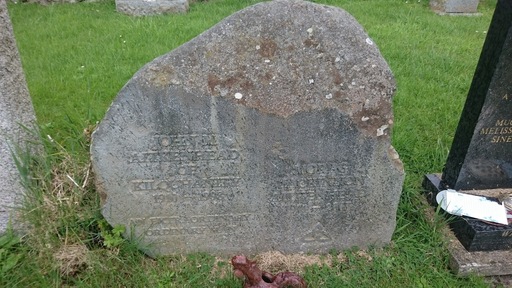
[4,0,498,287]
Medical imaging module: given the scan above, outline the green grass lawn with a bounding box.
[3,0,499,286]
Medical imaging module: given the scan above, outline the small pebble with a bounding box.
[376,125,389,136]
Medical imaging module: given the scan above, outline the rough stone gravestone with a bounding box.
[92,0,404,256]
[430,0,480,14]
[116,0,188,16]
[0,0,38,234]
[424,0,512,252]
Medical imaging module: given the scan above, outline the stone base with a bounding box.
[423,174,512,251]
[449,238,512,276]
[423,174,512,276]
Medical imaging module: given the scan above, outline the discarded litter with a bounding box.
[436,189,509,225]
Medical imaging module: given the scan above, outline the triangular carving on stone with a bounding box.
[301,223,332,243]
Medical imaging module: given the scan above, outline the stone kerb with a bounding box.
[91,0,404,256]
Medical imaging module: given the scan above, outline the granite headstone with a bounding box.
[442,0,512,191]
[0,0,38,234]
[424,0,512,252]
[92,0,404,256]
[116,0,188,16]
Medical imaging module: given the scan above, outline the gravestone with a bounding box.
[441,0,512,192]
[116,0,188,16]
[430,0,480,14]
[92,0,404,256]
[424,0,512,259]
[0,0,38,234]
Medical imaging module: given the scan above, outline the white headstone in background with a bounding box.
[116,0,188,16]
[430,0,480,14]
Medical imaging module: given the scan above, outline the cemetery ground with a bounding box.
[1,0,502,286]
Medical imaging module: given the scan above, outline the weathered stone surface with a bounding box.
[92,0,404,256]
[442,0,512,191]
[0,0,38,234]
[116,0,188,16]
[430,0,480,14]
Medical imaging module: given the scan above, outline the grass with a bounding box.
[3,0,499,286]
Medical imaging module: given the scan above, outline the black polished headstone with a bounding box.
[442,0,512,191]
[424,0,512,252]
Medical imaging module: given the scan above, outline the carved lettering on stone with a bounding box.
[92,0,404,256]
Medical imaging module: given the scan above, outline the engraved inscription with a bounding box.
[130,177,242,203]
[128,133,240,163]
[126,134,367,240]
[267,161,364,214]
[479,120,512,143]
[131,177,242,192]
[130,213,256,237]
[127,133,242,204]
[128,149,239,163]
